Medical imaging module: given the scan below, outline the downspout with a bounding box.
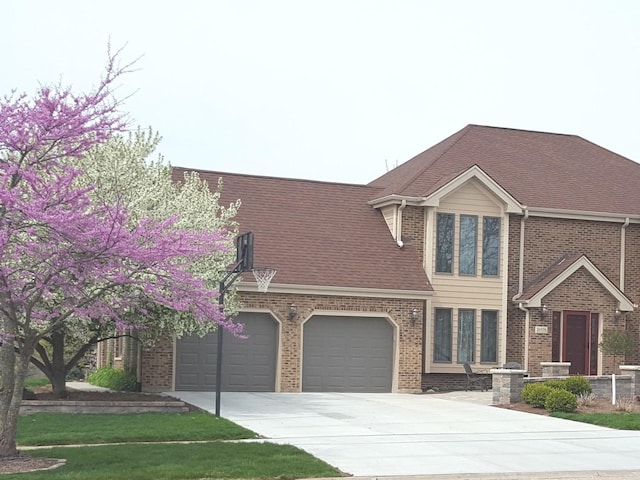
[396,199,407,247]
[620,217,629,291]
[519,303,531,372]
[513,208,529,369]
[517,208,529,297]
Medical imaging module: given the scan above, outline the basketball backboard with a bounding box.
[236,231,254,271]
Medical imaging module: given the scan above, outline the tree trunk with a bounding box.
[0,317,18,458]
[50,330,68,399]
[0,336,33,458]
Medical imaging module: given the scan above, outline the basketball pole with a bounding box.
[215,262,246,418]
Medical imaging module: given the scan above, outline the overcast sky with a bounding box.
[3,1,640,184]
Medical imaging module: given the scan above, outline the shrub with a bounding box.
[545,389,577,413]
[563,376,592,396]
[522,383,554,408]
[544,379,567,390]
[87,367,137,391]
[577,392,597,407]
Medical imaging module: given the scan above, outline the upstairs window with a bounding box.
[458,215,477,275]
[482,217,501,276]
[436,213,454,273]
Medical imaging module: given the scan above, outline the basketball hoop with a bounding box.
[252,267,276,293]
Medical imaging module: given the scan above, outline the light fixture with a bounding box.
[288,304,297,321]
[410,308,420,326]
[540,304,549,318]
[614,307,622,319]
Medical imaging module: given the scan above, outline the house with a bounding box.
[129,125,640,393]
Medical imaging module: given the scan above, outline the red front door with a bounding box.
[563,311,589,375]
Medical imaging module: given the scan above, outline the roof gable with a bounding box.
[514,254,634,311]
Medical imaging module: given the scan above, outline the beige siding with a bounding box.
[428,180,507,373]
[381,205,397,238]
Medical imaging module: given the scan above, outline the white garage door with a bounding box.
[175,312,278,391]
[302,315,393,392]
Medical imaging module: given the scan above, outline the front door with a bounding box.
[563,311,589,375]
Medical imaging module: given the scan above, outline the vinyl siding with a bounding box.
[428,180,505,373]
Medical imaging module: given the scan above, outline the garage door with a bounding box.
[302,315,393,392]
[175,312,278,391]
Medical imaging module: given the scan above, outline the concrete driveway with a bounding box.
[172,391,640,477]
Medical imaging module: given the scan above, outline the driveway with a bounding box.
[172,391,640,477]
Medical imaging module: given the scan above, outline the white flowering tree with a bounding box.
[29,129,241,397]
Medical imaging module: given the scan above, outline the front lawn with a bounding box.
[18,412,254,445]
[3,443,341,480]
[9,412,342,480]
[551,411,640,430]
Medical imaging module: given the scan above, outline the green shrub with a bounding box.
[544,379,567,390]
[544,389,578,413]
[87,367,137,391]
[563,376,592,396]
[522,383,554,408]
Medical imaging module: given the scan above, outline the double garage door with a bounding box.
[175,314,393,392]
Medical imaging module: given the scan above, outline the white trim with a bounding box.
[526,208,640,223]
[237,282,433,299]
[368,194,425,209]
[520,256,635,311]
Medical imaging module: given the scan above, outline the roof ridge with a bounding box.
[392,125,475,194]
[173,165,383,190]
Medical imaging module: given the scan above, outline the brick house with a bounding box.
[120,125,640,393]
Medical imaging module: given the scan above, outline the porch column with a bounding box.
[541,361,570,377]
[491,368,527,405]
[619,365,640,397]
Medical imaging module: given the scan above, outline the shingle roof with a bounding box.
[516,253,583,302]
[172,167,433,294]
[368,125,640,215]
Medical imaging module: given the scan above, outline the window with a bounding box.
[434,308,452,362]
[436,213,454,273]
[459,215,477,275]
[457,309,475,362]
[482,217,500,276]
[480,310,498,363]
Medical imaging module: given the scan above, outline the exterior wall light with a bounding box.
[410,308,420,326]
[288,304,297,321]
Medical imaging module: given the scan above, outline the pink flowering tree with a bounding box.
[0,53,238,458]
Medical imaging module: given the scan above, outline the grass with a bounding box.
[551,411,640,430]
[3,443,341,480]
[24,377,51,388]
[18,412,255,445]
[12,412,342,480]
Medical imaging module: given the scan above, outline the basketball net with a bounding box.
[252,267,276,293]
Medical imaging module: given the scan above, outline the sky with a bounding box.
[2,1,640,185]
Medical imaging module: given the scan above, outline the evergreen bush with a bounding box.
[563,376,592,396]
[544,389,578,412]
[87,367,137,391]
[522,383,554,408]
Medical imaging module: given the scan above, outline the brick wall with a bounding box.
[507,215,639,375]
[142,293,425,393]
